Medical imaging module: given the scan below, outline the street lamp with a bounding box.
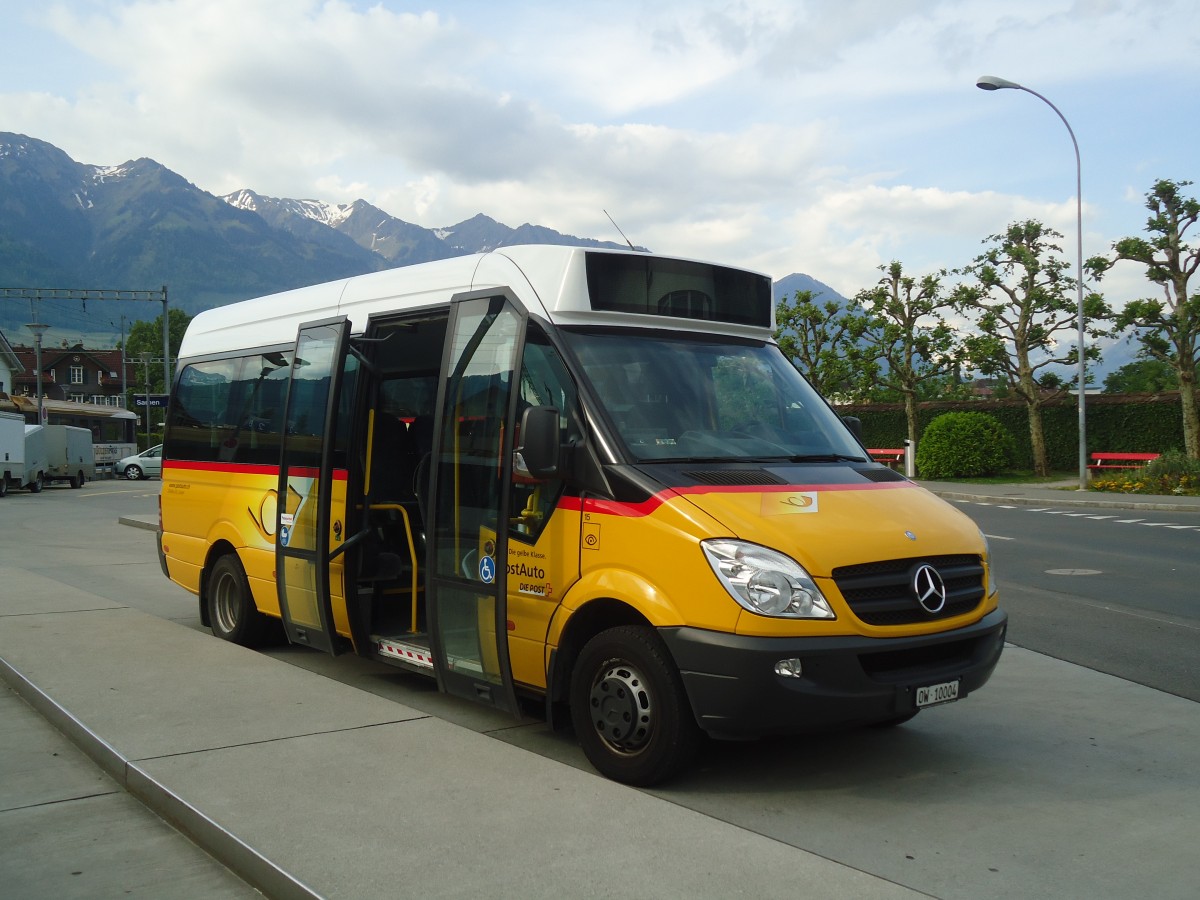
[976,74,1088,492]
[26,322,50,425]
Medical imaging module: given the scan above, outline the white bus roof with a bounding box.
[178,244,774,360]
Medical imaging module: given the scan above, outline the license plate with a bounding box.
[915,679,960,708]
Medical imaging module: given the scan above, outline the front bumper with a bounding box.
[660,608,1007,738]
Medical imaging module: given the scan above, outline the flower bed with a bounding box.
[1089,450,1200,496]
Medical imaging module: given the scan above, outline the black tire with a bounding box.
[69,471,84,489]
[207,554,267,647]
[125,464,143,480]
[569,625,701,786]
[0,477,7,498]
[29,473,43,493]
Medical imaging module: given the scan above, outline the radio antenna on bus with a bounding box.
[604,210,637,251]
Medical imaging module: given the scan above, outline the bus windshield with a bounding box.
[562,329,866,463]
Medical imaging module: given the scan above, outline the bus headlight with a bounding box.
[981,531,998,597]
[701,540,836,619]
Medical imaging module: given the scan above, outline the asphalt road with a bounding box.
[953,499,1200,701]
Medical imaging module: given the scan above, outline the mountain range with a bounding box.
[0,132,667,337]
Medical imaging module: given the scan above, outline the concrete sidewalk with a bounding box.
[0,579,918,899]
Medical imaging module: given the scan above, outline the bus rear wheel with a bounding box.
[569,625,701,786]
[207,554,266,647]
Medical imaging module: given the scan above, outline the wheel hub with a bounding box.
[212,571,239,633]
[589,661,653,753]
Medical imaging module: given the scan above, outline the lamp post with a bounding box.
[26,322,50,425]
[976,75,1087,491]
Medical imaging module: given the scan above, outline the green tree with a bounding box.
[953,220,1110,477]
[846,261,963,447]
[1102,358,1181,393]
[123,308,191,395]
[1090,179,1200,457]
[774,289,856,397]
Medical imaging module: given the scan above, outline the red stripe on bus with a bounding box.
[559,480,916,518]
[163,460,348,481]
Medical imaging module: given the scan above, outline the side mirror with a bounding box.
[841,415,863,441]
[515,406,560,480]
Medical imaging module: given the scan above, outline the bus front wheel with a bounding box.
[569,625,701,786]
[207,554,266,647]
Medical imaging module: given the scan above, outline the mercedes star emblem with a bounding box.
[912,563,947,614]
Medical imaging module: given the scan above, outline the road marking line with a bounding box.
[1115,519,1144,523]
[983,533,1014,541]
[1086,515,1119,520]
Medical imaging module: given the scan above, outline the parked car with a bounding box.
[115,444,163,480]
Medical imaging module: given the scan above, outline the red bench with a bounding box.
[868,448,905,467]
[1087,452,1160,472]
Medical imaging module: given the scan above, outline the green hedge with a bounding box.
[840,393,1193,470]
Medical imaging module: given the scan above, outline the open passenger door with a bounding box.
[426,294,523,714]
[275,317,351,654]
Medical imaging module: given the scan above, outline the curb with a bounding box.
[118,515,158,531]
[0,654,320,900]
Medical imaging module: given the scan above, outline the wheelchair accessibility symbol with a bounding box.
[279,524,291,547]
[479,555,496,584]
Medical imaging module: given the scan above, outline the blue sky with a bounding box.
[1,0,1197,313]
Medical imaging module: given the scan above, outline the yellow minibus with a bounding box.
[158,245,1006,785]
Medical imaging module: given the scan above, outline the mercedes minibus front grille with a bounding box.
[831,554,985,625]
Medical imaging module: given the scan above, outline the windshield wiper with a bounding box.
[643,454,866,465]
[642,455,744,464]
[785,453,867,463]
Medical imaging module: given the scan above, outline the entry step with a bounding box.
[373,634,486,676]
[374,636,434,669]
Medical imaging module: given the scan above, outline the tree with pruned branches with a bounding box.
[954,220,1109,477]
[1089,179,1200,459]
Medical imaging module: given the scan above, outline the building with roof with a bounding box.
[3,336,134,408]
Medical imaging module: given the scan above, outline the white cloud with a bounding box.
[0,0,1195,308]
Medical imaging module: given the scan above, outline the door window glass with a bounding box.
[431,301,520,582]
[511,327,581,542]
